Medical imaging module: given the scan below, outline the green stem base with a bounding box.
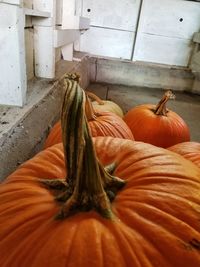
[40,163,125,219]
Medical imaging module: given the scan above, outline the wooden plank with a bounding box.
[62,0,75,28]
[32,0,56,78]
[58,15,90,30]
[32,0,55,13]
[82,0,141,31]
[54,28,80,47]
[133,0,200,66]
[24,8,50,17]
[61,44,73,61]
[32,0,55,26]
[34,26,55,78]
[134,33,193,66]
[0,0,21,5]
[137,0,200,39]
[77,26,135,59]
[0,4,26,106]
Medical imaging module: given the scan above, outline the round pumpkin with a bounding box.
[1,77,200,267]
[86,91,124,118]
[168,141,200,168]
[124,90,190,148]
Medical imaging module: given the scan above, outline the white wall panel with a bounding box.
[77,26,135,59]
[0,3,26,106]
[76,0,141,59]
[133,0,200,66]
[139,0,200,39]
[134,34,193,66]
[82,0,141,31]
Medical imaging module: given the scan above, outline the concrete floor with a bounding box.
[88,83,200,143]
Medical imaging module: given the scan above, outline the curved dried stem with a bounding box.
[86,91,105,105]
[154,90,175,116]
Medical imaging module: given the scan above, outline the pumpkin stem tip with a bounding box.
[64,73,81,83]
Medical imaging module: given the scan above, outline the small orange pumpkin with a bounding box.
[124,90,190,148]
[44,89,133,149]
[168,141,200,168]
[1,78,200,267]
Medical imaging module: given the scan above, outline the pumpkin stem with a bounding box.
[85,94,100,120]
[41,76,125,219]
[154,90,175,116]
[64,73,81,83]
[86,91,105,105]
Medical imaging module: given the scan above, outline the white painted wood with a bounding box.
[75,0,82,16]
[0,0,21,5]
[54,28,80,47]
[74,38,80,51]
[61,44,74,60]
[34,26,55,78]
[57,0,89,29]
[24,8,50,17]
[56,0,76,26]
[57,0,75,61]
[77,26,135,59]
[57,0,89,60]
[56,0,63,25]
[82,0,141,31]
[137,0,200,39]
[32,0,56,25]
[33,0,55,13]
[32,0,56,78]
[0,3,26,106]
[79,16,90,29]
[32,17,54,26]
[63,0,75,21]
[57,15,90,29]
[133,0,200,66]
[76,0,140,59]
[134,34,193,66]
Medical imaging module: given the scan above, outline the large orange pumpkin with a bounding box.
[44,88,133,149]
[168,141,200,168]
[1,78,200,267]
[124,90,190,148]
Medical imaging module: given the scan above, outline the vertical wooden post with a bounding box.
[0,1,27,106]
[33,0,56,78]
[60,0,76,60]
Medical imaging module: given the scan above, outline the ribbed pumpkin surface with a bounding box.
[1,138,200,267]
[124,104,190,148]
[44,121,62,149]
[168,141,200,168]
[88,111,133,138]
[44,112,134,149]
